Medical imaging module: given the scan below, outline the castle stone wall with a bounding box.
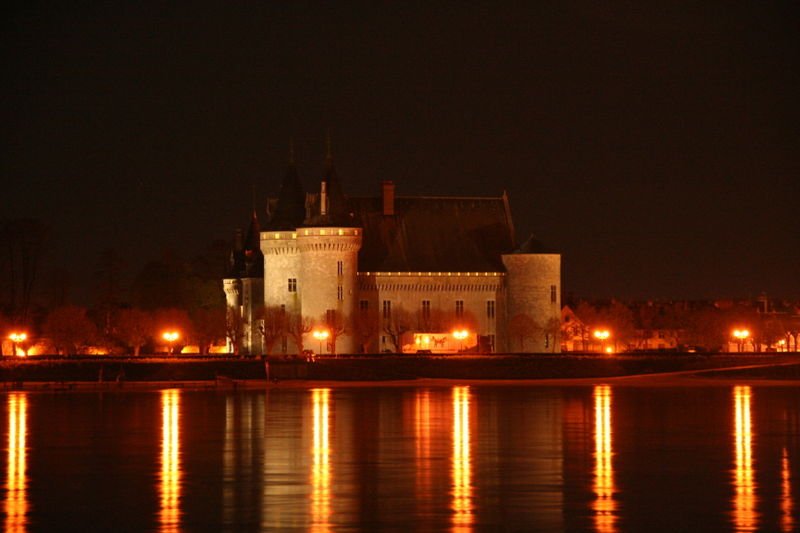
[501,254,561,353]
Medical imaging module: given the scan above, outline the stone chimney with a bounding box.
[382,180,395,216]
[320,181,328,216]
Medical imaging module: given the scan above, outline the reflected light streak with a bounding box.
[733,385,757,532]
[451,386,473,531]
[5,393,28,533]
[160,389,181,533]
[311,388,331,532]
[415,390,432,498]
[781,447,793,532]
[593,385,616,533]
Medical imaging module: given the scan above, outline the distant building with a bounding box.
[224,146,560,355]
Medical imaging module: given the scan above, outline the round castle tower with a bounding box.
[501,236,561,353]
[298,226,362,354]
[297,145,362,354]
[260,150,306,353]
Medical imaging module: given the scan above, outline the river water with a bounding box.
[2,383,798,531]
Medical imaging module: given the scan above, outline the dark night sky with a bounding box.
[2,2,798,302]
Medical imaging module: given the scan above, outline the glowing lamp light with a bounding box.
[8,332,27,344]
[452,329,469,340]
[593,330,611,341]
[8,331,28,357]
[162,330,180,355]
[162,331,180,343]
[732,329,750,340]
[312,329,330,354]
[605,346,614,354]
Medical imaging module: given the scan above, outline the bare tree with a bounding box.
[116,308,154,356]
[258,305,287,355]
[508,313,537,352]
[45,305,97,355]
[382,305,413,353]
[225,307,242,356]
[353,306,380,353]
[543,316,561,353]
[0,219,47,325]
[286,312,313,354]
[323,309,349,355]
[191,307,225,355]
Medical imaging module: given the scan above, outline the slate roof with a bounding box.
[350,195,516,272]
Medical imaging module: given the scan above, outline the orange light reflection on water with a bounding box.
[160,389,181,533]
[733,385,757,532]
[781,447,793,532]
[415,390,432,498]
[451,386,473,532]
[5,393,28,533]
[593,384,615,533]
[311,388,331,532]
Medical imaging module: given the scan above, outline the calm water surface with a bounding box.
[2,384,799,531]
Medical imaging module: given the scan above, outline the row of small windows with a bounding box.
[366,299,497,320]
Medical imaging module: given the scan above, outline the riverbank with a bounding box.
[1,353,799,390]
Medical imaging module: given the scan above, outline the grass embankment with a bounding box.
[1,353,798,388]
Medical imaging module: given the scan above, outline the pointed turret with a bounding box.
[312,133,353,226]
[267,141,307,230]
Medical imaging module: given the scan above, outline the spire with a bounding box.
[266,142,306,230]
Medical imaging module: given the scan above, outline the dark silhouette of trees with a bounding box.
[45,305,97,355]
[0,219,47,326]
[323,310,349,355]
[191,307,225,355]
[286,312,312,354]
[258,305,287,355]
[382,305,412,352]
[353,305,380,353]
[116,308,154,356]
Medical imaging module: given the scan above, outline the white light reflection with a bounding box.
[593,385,615,533]
[733,385,757,532]
[451,386,473,531]
[5,393,28,533]
[311,388,331,532]
[160,389,181,533]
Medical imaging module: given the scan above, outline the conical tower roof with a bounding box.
[267,143,307,230]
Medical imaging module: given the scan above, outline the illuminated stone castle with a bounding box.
[224,147,560,355]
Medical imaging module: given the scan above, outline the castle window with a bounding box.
[421,300,431,321]
[337,285,343,301]
[383,300,392,320]
[550,285,557,303]
[455,300,464,318]
[337,261,343,276]
[488,334,496,353]
[281,336,287,354]
[288,278,297,293]
[359,300,369,313]
[486,300,495,320]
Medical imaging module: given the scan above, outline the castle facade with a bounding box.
[224,151,560,355]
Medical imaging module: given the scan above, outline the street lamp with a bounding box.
[593,329,611,354]
[312,329,329,355]
[162,330,180,355]
[8,332,28,357]
[732,329,750,353]
[452,329,469,352]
